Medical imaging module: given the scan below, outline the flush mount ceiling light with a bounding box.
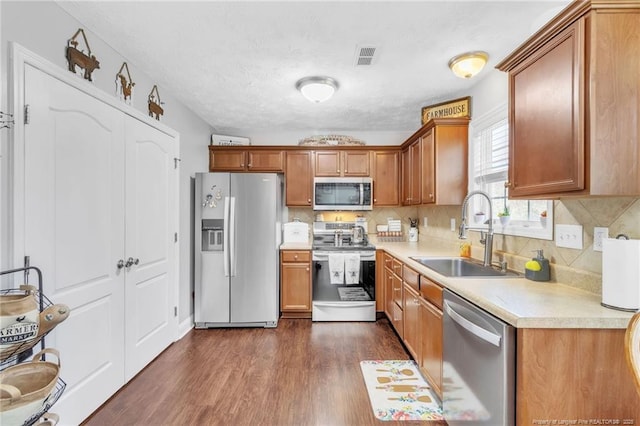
[295,76,339,103]
[448,51,489,79]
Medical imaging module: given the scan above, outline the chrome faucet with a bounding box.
[459,190,494,267]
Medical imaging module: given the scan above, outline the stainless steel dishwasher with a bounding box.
[442,289,515,426]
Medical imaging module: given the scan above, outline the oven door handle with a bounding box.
[313,252,375,261]
[444,300,501,347]
[313,302,373,308]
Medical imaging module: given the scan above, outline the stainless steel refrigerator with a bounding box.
[194,172,284,328]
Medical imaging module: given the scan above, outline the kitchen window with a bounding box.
[468,104,553,240]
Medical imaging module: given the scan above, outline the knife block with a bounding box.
[602,238,640,311]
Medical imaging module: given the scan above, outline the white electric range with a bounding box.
[311,221,376,321]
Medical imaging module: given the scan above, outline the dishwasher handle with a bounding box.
[444,300,501,347]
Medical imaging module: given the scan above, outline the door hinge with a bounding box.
[174,306,178,317]
[174,157,181,169]
[174,232,178,243]
[24,105,30,125]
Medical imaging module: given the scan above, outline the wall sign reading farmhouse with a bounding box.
[421,96,471,124]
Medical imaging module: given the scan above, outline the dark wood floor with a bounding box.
[82,318,445,426]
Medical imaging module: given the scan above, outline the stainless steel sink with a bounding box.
[409,257,520,278]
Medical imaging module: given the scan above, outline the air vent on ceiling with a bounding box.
[355,45,377,66]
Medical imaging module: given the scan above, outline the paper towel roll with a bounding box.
[602,238,640,311]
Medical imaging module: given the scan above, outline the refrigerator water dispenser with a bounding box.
[202,219,224,251]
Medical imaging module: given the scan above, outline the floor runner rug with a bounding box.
[360,360,444,421]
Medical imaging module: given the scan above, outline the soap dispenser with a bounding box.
[524,249,550,282]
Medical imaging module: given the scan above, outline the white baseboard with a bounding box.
[177,315,194,339]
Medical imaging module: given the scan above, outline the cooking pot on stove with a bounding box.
[352,226,366,245]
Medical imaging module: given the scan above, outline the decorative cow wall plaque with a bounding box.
[66,28,100,82]
[148,85,164,120]
[116,62,135,105]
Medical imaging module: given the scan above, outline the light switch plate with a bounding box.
[423,217,428,227]
[593,227,609,252]
[450,218,456,232]
[555,224,583,249]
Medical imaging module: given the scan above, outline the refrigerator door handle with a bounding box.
[229,196,237,277]
[223,196,230,277]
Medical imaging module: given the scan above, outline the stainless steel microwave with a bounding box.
[313,177,373,211]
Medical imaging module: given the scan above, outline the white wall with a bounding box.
[0,1,212,326]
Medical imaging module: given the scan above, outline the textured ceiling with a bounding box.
[57,1,571,134]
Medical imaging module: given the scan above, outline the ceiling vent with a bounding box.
[355,45,377,66]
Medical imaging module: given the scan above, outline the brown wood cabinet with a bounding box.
[285,151,313,206]
[418,275,443,399]
[402,266,420,361]
[497,1,640,198]
[209,149,247,171]
[280,250,312,318]
[209,147,284,172]
[517,328,640,423]
[400,118,468,206]
[315,150,370,177]
[371,150,400,206]
[420,120,469,205]
[401,140,421,205]
[383,253,404,338]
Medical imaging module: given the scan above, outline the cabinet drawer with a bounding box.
[420,275,443,309]
[403,265,419,292]
[281,250,310,263]
[392,259,403,278]
[383,253,394,270]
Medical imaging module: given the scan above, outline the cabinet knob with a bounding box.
[374,198,377,202]
[504,181,512,188]
[294,255,298,259]
[117,259,125,269]
[125,257,139,267]
[306,267,310,271]
[248,163,252,167]
[307,198,311,203]
[337,169,340,173]
[429,193,434,199]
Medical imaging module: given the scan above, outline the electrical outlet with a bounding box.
[423,217,428,227]
[555,224,583,249]
[450,218,456,232]
[593,227,609,252]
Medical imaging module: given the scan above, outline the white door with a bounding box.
[22,64,126,425]
[123,117,177,380]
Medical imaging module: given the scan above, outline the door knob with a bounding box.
[125,257,140,267]
[117,259,125,269]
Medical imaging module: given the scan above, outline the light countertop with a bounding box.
[280,242,312,250]
[373,238,635,330]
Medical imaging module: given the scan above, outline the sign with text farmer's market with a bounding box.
[421,96,471,124]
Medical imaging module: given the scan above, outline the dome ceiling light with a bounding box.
[448,51,489,79]
[295,76,339,103]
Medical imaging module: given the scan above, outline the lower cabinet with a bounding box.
[402,283,421,360]
[381,251,444,400]
[419,296,443,399]
[280,250,312,318]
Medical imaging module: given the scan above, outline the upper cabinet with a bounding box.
[497,1,640,198]
[401,139,422,206]
[421,119,468,205]
[371,150,400,206]
[315,150,370,177]
[209,146,284,172]
[285,151,313,206]
[401,118,469,206]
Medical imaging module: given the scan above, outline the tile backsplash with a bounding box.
[289,197,640,295]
